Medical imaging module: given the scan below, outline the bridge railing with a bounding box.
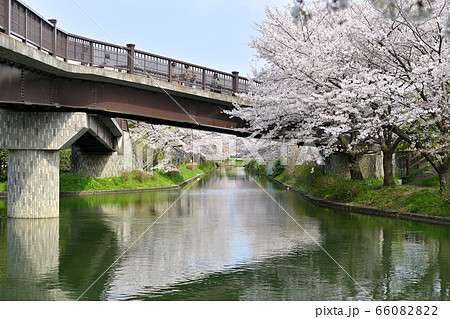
[0,0,254,95]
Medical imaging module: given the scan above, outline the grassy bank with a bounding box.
[247,160,450,217]
[0,162,216,193]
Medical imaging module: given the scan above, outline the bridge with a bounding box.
[0,0,253,218]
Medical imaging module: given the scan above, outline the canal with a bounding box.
[0,168,449,301]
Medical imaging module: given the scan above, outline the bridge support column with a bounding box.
[0,109,119,218]
[7,150,60,218]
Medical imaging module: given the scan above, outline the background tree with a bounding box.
[327,0,449,187]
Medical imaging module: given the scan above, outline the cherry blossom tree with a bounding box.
[129,121,192,174]
[129,121,262,171]
[230,0,449,192]
[230,3,380,180]
[336,0,449,190]
[326,0,449,187]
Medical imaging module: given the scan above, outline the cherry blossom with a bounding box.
[230,0,449,192]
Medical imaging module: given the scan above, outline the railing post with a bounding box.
[202,69,206,90]
[49,19,57,56]
[5,0,11,35]
[89,41,94,65]
[127,43,135,75]
[39,18,42,49]
[232,71,239,93]
[64,33,68,61]
[168,60,173,83]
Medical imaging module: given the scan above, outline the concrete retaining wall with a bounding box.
[323,153,384,179]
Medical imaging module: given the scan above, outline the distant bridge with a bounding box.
[0,0,254,219]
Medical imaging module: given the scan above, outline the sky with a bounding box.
[21,0,293,77]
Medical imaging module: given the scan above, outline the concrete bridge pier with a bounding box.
[0,109,123,218]
[7,150,60,218]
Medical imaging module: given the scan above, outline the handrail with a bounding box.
[0,0,252,94]
[407,152,427,176]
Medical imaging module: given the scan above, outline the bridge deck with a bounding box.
[0,31,251,135]
[0,0,253,95]
[0,0,253,135]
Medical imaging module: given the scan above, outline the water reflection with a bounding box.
[0,168,449,300]
[0,218,67,300]
[101,170,321,300]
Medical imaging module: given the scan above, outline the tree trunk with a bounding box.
[422,153,450,199]
[383,150,396,186]
[437,165,450,199]
[349,154,364,180]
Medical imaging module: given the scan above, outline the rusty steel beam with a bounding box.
[0,62,248,135]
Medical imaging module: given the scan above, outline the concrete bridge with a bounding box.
[0,0,252,218]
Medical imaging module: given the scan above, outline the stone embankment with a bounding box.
[0,169,214,200]
[251,169,450,227]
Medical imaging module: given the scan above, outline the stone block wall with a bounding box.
[7,150,60,218]
[123,133,133,172]
[0,110,88,150]
[71,145,124,177]
[70,132,133,177]
[360,154,383,179]
[323,152,384,179]
[323,153,351,179]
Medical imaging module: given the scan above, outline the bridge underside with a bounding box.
[0,60,249,136]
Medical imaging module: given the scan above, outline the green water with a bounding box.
[0,168,449,300]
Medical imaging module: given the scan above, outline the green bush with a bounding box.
[165,170,180,177]
[263,163,447,216]
[267,159,284,177]
[185,163,198,170]
[257,164,268,175]
[60,149,71,173]
[0,150,7,182]
[120,171,131,181]
[245,159,258,169]
[311,177,365,202]
[135,170,157,182]
[149,171,158,180]
[279,164,371,202]
[289,164,323,185]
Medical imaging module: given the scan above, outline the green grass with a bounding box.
[274,164,449,217]
[402,165,429,185]
[227,158,246,167]
[0,162,215,193]
[412,176,440,188]
[60,162,215,192]
[351,186,449,216]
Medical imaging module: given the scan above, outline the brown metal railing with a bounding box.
[0,0,252,95]
[407,153,427,176]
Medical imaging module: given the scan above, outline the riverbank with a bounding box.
[247,163,450,226]
[0,162,216,198]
